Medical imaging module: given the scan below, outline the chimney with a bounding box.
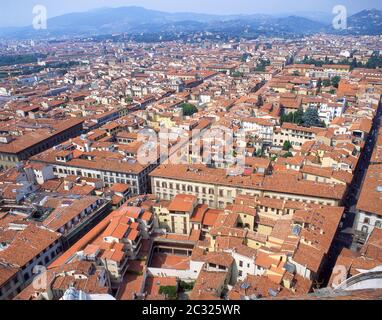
[64,181,73,191]
[84,140,92,152]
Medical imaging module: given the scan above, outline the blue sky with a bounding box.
[1,0,381,27]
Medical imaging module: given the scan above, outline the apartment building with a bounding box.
[0,118,84,170]
[41,196,112,247]
[30,142,158,195]
[354,164,382,245]
[0,223,62,300]
[156,194,198,235]
[273,123,325,150]
[241,117,274,142]
[15,260,112,300]
[150,164,346,209]
[48,205,148,289]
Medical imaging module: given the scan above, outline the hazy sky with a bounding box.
[1,0,381,27]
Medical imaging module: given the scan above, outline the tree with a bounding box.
[280,107,303,125]
[302,107,322,127]
[241,53,251,62]
[331,76,341,88]
[255,59,270,72]
[317,78,322,92]
[231,71,243,77]
[283,140,292,151]
[283,151,293,158]
[181,103,198,116]
[350,58,360,70]
[159,286,177,299]
[294,107,304,125]
[180,281,195,291]
[322,79,331,87]
[366,52,382,69]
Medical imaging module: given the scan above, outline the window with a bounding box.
[239,261,243,267]
[363,217,370,224]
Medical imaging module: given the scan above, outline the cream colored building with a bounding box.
[150,165,345,210]
[273,123,324,150]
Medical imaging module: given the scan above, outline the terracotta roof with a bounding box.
[168,194,197,212]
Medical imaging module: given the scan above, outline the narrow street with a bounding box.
[338,99,382,248]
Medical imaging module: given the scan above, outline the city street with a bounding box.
[337,100,382,249]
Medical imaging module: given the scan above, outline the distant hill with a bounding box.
[328,9,382,35]
[346,9,382,35]
[0,6,380,39]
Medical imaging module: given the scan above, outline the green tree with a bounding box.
[159,286,177,299]
[231,71,243,77]
[317,78,322,92]
[331,76,341,88]
[283,151,293,158]
[294,107,304,125]
[302,107,322,127]
[255,59,270,72]
[180,281,195,291]
[283,140,292,151]
[181,103,198,116]
[241,53,251,62]
[366,52,382,69]
[322,79,331,87]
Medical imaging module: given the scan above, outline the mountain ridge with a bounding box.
[0,6,380,39]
